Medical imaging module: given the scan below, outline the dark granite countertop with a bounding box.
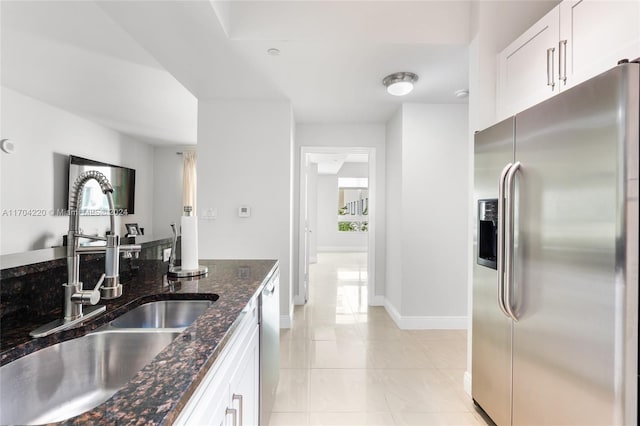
[0,258,278,425]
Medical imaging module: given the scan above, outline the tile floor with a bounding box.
[269,252,492,426]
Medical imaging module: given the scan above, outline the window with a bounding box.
[337,178,368,232]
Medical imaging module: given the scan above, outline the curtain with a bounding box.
[182,151,197,213]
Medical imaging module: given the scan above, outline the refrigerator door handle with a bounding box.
[497,163,513,319]
[504,161,521,322]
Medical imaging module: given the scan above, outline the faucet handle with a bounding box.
[92,273,105,293]
[87,274,105,305]
[71,274,104,306]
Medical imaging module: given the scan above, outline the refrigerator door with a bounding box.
[472,117,515,426]
[511,64,639,425]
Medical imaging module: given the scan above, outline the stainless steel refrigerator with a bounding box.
[472,62,638,425]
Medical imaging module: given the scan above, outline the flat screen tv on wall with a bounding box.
[68,155,135,215]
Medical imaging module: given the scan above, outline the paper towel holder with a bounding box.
[168,209,208,278]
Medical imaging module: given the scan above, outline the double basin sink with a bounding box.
[0,299,217,425]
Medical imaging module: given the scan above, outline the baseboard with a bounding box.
[399,316,468,329]
[383,298,469,330]
[384,299,403,326]
[280,313,292,329]
[317,246,367,253]
[284,302,295,328]
[464,371,472,396]
[370,295,385,306]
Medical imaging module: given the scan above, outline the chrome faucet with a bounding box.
[169,222,178,271]
[30,170,140,338]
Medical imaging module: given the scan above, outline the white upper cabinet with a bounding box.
[497,0,640,119]
[498,7,560,120]
[560,0,640,87]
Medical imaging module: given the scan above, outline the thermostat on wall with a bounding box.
[238,206,251,218]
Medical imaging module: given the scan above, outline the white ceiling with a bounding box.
[0,1,198,145]
[1,1,471,145]
[308,152,369,175]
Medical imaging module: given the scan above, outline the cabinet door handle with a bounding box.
[558,40,567,84]
[263,280,276,296]
[226,407,237,426]
[546,47,556,90]
[232,394,243,425]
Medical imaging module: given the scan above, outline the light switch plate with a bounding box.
[203,208,217,220]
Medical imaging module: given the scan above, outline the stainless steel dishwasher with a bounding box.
[260,269,280,426]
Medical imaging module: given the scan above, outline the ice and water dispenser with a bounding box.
[477,199,498,269]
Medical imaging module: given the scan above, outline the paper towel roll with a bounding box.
[181,215,199,271]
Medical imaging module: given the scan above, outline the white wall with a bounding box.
[402,104,468,317]
[0,88,155,255]
[384,108,403,312]
[197,99,294,326]
[307,162,318,263]
[295,124,386,299]
[384,103,468,326]
[152,146,192,238]
[316,162,368,251]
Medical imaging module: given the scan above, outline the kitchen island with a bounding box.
[0,259,278,425]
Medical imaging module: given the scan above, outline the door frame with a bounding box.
[296,146,376,306]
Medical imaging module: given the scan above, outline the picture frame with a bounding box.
[125,223,140,236]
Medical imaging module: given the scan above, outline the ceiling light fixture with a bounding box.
[267,48,280,56]
[454,89,469,99]
[382,72,419,96]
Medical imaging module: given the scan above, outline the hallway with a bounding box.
[270,252,490,426]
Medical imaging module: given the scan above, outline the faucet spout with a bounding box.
[67,170,122,304]
[30,170,125,338]
[68,169,115,237]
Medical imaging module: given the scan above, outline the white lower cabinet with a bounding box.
[175,299,259,426]
[228,327,259,426]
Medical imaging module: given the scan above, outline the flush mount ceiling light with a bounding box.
[454,89,469,99]
[267,48,280,56]
[382,72,419,96]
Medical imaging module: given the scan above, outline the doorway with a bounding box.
[297,146,376,306]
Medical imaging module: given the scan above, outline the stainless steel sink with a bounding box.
[0,330,179,425]
[109,300,213,329]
